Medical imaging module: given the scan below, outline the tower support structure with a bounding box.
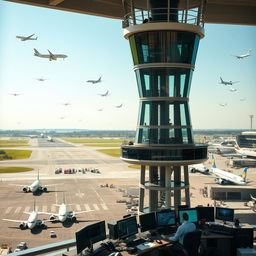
[121,0,208,212]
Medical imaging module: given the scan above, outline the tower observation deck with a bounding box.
[121,0,207,212]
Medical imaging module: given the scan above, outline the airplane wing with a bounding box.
[3,218,26,223]
[26,34,35,39]
[44,183,63,187]
[16,36,23,39]
[47,50,56,60]
[9,184,28,187]
[72,210,95,215]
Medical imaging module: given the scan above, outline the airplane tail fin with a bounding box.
[37,169,39,180]
[241,167,248,182]
[34,48,40,56]
[220,77,223,83]
[211,155,217,168]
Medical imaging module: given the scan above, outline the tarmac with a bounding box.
[0,137,255,250]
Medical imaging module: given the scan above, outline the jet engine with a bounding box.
[50,215,55,222]
[23,187,29,193]
[41,223,47,229]
[71,216,77,222]
[216,178,225,185]
[19,223,26,230]
[43,187,47,192]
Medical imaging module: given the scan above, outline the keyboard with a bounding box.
[157,226,177,235]
[126,238,146,247]
[208,224,234,235]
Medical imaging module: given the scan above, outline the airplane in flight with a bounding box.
[87,77,102,84]
[115,104,123,108]
[234,145,256,159]
[3,201,51,230]
[43,195,94,223]
[210,155,248,185]
[229,87,237,92]
[240,98,246,101]
[16,33,37,41]
[59,116,65,120]
[9,170,61,194]
[10,93,20,96]
[98,90,109,97]
[35,78,47,82]
[219,103,227,107]
[34,49,67,61]
[98,109,103,111]
[233,49,252,59]
[219,77,239,86]
[62,102,71,106]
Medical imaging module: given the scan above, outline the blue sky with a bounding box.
[0,1,255,130]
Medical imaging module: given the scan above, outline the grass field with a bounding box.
[0,149,32,161]
[62,137,124,144]
[0,139,29,147]
[0,167,34,173]
[96,148,120,158]
[84,143,121,147]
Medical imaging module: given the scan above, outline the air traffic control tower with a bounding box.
[120,0,207,212]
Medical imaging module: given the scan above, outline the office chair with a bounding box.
[182,230,202,256]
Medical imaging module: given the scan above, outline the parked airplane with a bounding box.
[3,201,51,230]
[250,194,256,202]
[87,77,102,84]
[234,49,252,59]
[219,77,239,86]
[234,145,256,159]
[98,90,109,97]
[219,103,227,107]
[43,195,94,223]
[16,33,37,41]
[189,164,209,174]
[47,136,53,142]
[9,170,61,193]
[210,155,248,185]
[34,49,67,61]
[115,104,123,108]
[10,93,20,96]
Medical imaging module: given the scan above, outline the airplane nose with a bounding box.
[59,216,66,222]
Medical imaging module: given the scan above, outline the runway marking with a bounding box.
[101,204,108,210]
[14,207,22,214]
[76,205,81,211]
[75,190,84,198]
[93,204,99,211]
[24,206,30,213]
[5,207,12,214]
[42,205,47,212]
[90,185,105,204]
[84,204,91,211]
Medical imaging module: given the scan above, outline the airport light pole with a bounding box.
[121,0,208,213]
[249,115,254,130]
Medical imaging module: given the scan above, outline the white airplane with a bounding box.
[34,48,67,61]
[98,90,109,97]
[235,145,256,159]
[219,103,227,107]
[47,136,53,142]
[115,104,123,108]
[189,164,209,174]
[16,33,37,41]
[219,77,239,86]
[87,77,102,84]
[9,170,61,193]
[98,109,103,111]
[229,87,237,92]
[3,201,51,230]
[10,93,20,96]
[43,195,94,223]
[210,155,248,185]
[233,49,252,59]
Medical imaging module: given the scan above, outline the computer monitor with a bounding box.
[76,221,106,254]
[117,216,138,240]
[196,207,214,222]
[156,210,176,227]
[178,208,198,224]
[139,212,157,232]
[215,207,234,223]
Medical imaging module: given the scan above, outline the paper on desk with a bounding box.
[137,242,155,250]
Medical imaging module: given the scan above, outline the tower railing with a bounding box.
[123,2,205,28]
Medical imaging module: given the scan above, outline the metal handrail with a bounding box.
[123,6,204,28]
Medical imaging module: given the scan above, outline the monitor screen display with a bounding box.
[196,207,214,222]
[117,216,138,240]
[215,207,234,222]
[179,208,198,224]
[139,212,157,232]
[156,210,176,226]
[76,221,106,254]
